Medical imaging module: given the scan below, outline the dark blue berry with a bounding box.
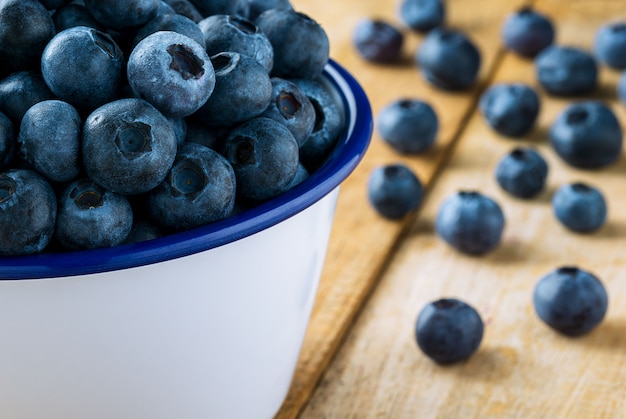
[0,111,15,168]
[533,266,608,336]
[549,101,622,169]
[132,12,206,51]
[594,21,626,70]
[495,147,548,199]
[162,0,204,23]
[367,163,423,220]
[415,298,484,364]
[0,71,56,123]
[376,98,438,154]
[416,28,481,90]
[39,0,72,10]
[123,217,163,244]
[501,7,555,58]
[436,191,505,255]
[479,83,540,137]
[552,182,607,233]
[399,0,445,33]
[0,168,57,256]
[83,0,161,31]
[248,0,293,22]
[352,18,404,64]
[52,3,104,32]
[188,0,250,19]
[535,46,598,96]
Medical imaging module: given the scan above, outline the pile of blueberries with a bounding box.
[0,0,346,255]
[356,0,621,364]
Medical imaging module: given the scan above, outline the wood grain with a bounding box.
[275,0,531,417]
[299,0,626,417]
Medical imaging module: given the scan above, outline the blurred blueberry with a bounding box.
[0,71,56,123]
[552,182,607,233]
[399,0,445,33]
[162,0,204,23]
[0,112,15,168]
[549,101,622,169]
[479,83,540,137]
[501,7,555,58]
[377,98,438,154]
[352,18,404,64]
[416,28,481,90]
[248,0,293,21]
[18,100,81,183]
[594,21,626,69]
[535,45,598,96]
[132,12,206,50]
[367,163,423,220]
[0,168,57,256]
[495,147,548,199]
[533,266,608,336]
[83,0,161,31]
[436,190,505,255]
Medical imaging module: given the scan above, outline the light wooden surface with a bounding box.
[280,0,626,417]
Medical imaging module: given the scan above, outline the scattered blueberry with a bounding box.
[535,45,598,96]
[495,147,549,199]
[594,21,626,70]
[501,7,555,58]
[479,83,540,137]
[552,182,607,233]
[415,298,484,364]
[376,99,438,154]
[416,28,481,90]
[352,18,404,64]
[398,0,444,33]
[549,101,622,169]
[436,191,505,255]
[533,266,608,336]
[367,163,423,220]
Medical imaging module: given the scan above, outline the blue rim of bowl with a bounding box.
[0,59,373,280]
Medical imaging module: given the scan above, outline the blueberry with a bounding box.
[284,162,309,190]
[128,31,215,118]
[479,83,540,137]
[122,217,163,244]
[0,111,15,168]
[367,163,423,220]
[132,12,206,51]
[199,14,274,73]
[552,182,607,233]
[259,77,315,147]
[82,98,178,195]
[549,101,622,169]
[248,0,293,22]
[501,7,555,58]
[0,71,56,123]
[83,0,161,31]
[398,0,445,33]
[618,71,626,104]
[147,142,236,231]
[256,9,330,79]
[52,3,104,32]
[41,26,125,110]
[18,100,81,183]
[55,178,133,250]
[535,46,598,96]
[162,0,204,23]
[167,116,188,146]
[184,119,228,150]
[188,0,250,19]
[416,28,481,90]
[415,298,484,364]
[222,116,298,201]
[376,98,438,154]
[594,21,626,70]
[352,18,404,64]
[194,52,272,127]
[436,191,505,255]
[533,266,608,336]
[495,147,548,199]
[0,0,56,74]
[0,168,57,256]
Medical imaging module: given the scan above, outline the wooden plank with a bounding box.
[299,0,626,417]
[276,0,531,417]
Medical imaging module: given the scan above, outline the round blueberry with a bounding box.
[0,71,56,123]
[533,266,608,337]
[415,298,484,364]
[549,101,622,169]
[416,28,481,90]
[367,163,423,220]
[55,178,133,250]
[436,190,505,255]
[122,217,163,244]
[128,31,215,119]
[552,182,607,233]
[377,98,438,154]
[162,0,204,23]
[479,83,540,137]
[495,147,548,199]
[248,0,293,21]
[53,3,103,32]
[398,0,445,33]
[132,12,206,51]
[535,46,598,96]
[0,168,57,256]
[501,7,555,58]
[82,98,178,195]
[0,111,15,168]
[83,0,161,31]
[352,18,404,64]
[594,21,626,70]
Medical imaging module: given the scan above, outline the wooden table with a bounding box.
[277,0,626,417]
